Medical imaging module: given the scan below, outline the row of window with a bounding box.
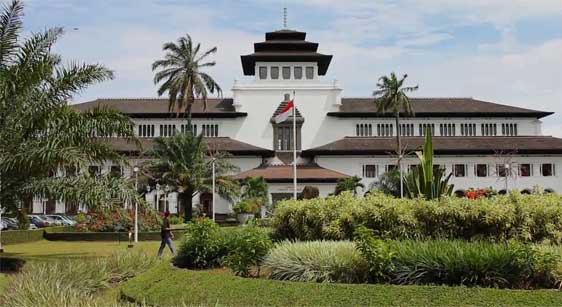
[453,163,554,177]
[355,123,519,137]
[136,124,219,138]
[361,163,556,178]
[258,66,315,80]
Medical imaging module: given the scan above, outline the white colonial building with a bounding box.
[32,29,562,217]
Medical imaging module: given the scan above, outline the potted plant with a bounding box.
[233,198,260,224]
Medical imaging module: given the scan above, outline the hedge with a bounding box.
[270,192,562,243]
[44,231,184,241]
[0,226,74,245]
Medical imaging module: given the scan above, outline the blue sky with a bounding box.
[20,0,562,135]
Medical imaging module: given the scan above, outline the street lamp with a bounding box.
[504,163,510,192]
[211,158,216,222]
[0,206,4,253]
[164,185,170,212]
[133,166,139,244]
[156,183,161,212]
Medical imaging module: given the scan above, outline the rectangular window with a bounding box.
[356,123,372,136]
[294,66,303,79]
[475,164,488,177]
[259,66,267,79]
[282,66,291,79]
[386,165,397,173]
[305,66,314,79]
[541,163,555,176]
[362,165,378,178]
[453,164,466,177]
[519,164,531,177]
[496,164,509,177]
[88,166,100,176]
[110,165,122,178]
[271,67,279,79]
[275,125,301,151]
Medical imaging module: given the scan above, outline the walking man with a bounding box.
[157,211,176,257]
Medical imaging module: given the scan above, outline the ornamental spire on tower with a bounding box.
[283,7,287,29]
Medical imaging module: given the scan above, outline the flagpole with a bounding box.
[292,91,297,200]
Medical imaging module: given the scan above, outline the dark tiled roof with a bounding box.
[101,137,273,156]
[232,164,349,183]
[73,98,246,118]
[330,98,552,118]
[303,136,562,156]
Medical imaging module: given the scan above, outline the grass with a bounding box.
[121,262,562,307]
[1,239,171,260]
[0,273,11,295]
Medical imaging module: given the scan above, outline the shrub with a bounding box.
[389,240,559,288]
[222,225,273,277]
[353,226,394,282]
[271,192,562,243]
[233,197,261,214]
[74,207,161,232]
[263,240,368,283]
[173,218,227,268]
[16,208,29,230]
[169,215,184,225]
[0,251,156,307]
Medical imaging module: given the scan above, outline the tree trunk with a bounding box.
[395,112,403,198]
[180,187,194,222]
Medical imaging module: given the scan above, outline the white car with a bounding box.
[46,215,76,226]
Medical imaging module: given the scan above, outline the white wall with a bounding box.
[317,154,562,193]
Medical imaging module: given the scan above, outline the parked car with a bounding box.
[1,217,18,230]
[39,215,62,226]
[28,215,50,228]
[46,215,76,226]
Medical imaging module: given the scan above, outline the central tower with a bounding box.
[240,29,332,81]
[232,29,342,151]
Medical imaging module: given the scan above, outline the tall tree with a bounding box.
[373,72,418,198]
[152,34,222,130]
[334,176,365,196]
[0,0,141,212]
[146,133,239,221]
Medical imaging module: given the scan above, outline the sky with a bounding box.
[18,0,562,135]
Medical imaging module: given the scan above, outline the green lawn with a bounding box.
[1,239,171,260]
[121,263,562,307]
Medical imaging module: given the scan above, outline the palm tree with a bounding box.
[373,72,419,198]
[146,133,239,221]
[0,0,139,212]
[334,176,365,196]
[152,34,222,131]
[240,176,269,202]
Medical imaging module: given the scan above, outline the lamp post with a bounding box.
[133,166,139,244]
[0,206,4,253]
[156,183,161,212]
[211,158,216,222]
[504,163,510,192]
[164,185,170,212]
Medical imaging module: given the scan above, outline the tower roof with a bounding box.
[241,29,332,76]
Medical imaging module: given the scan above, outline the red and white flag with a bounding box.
[274,99,294,124]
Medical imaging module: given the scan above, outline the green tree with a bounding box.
[146,133,239,221]
[152,34,222,130]
[334,176,365,196]
[404,129,454,199]
[373,72,418,198]
[369,169,401,197]
[240,176,268,202]
[0,0,140,213]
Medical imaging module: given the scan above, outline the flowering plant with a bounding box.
[75,206,161,232]
[464,187,497,199]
